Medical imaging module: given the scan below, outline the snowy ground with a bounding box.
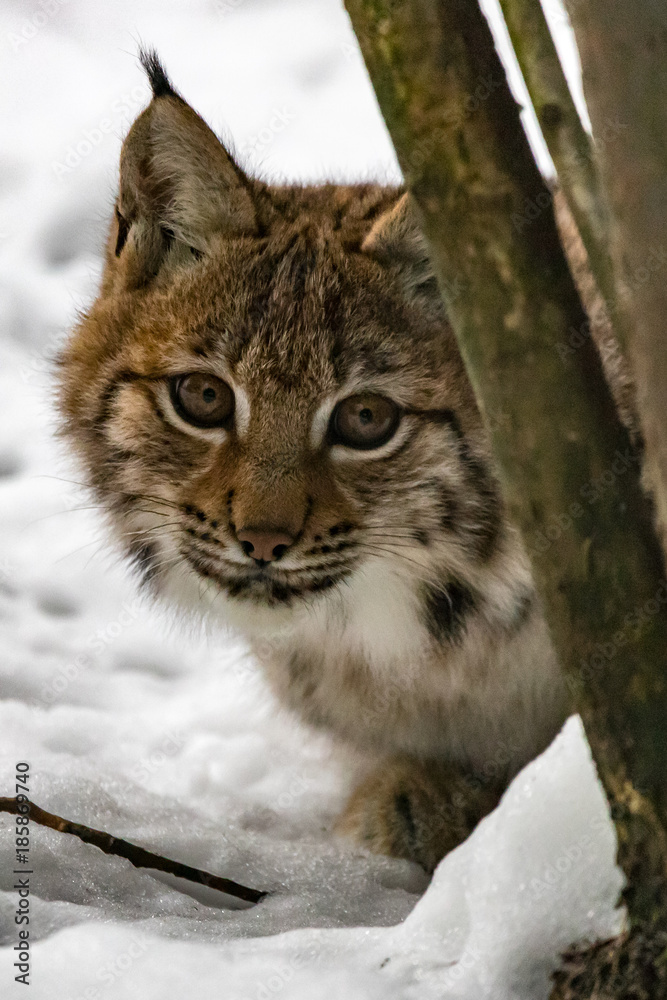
[0,1,623,997]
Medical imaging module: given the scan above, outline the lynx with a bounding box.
[57,52,567,871]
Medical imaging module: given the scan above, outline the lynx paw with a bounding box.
[336,757,501,872]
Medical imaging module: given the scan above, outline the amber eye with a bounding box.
[170,373,234,429]
[330,394,401,450]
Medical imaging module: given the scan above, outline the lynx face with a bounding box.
[58,53,505,639]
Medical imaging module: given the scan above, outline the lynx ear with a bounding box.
[115,50,256,284]
[362,193,440,305]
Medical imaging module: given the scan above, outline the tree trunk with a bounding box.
[565,0,667,567]
[344,0,667,988]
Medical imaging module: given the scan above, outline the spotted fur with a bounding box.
[57,52,566,869]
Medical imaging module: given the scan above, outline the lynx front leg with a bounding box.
[336,757,502,872]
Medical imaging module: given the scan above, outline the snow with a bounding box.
[0,0,623,996]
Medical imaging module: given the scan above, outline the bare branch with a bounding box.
[0,796,267,905]
[499,0,619,328]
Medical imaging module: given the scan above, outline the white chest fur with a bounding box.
[255,557,566,775]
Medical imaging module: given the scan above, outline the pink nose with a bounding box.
[236,527,295,563]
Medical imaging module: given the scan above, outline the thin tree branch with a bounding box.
[498,0,619,330]
[0,796,267,905]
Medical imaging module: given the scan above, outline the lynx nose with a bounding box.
[237,527,295,563]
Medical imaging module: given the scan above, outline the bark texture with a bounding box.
[565,1,667,559]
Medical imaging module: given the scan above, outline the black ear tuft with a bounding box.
[139,47,180,100]
[117,50,256,285]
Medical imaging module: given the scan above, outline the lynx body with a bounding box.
[58,54,566,869]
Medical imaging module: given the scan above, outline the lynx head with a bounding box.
[58,52,504,637]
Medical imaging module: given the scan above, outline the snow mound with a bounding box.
[0,718,623,999]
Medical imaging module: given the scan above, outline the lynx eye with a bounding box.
[331,394,400,450]
[170,373,234,429]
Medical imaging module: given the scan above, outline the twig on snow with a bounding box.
[0,796,267,905]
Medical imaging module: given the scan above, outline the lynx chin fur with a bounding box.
[57,51,566,872]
